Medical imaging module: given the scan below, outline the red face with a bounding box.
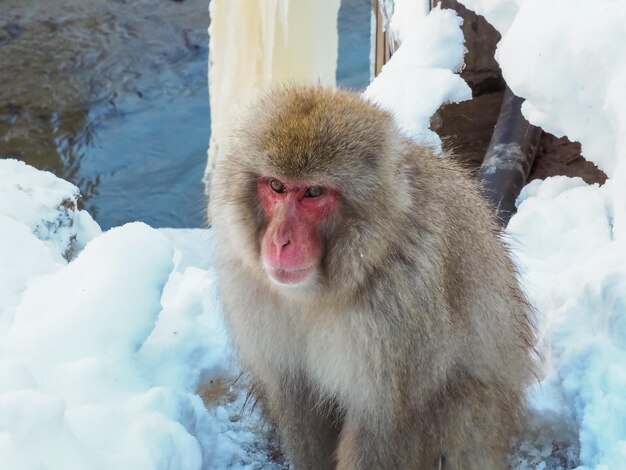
[257,176,338,285]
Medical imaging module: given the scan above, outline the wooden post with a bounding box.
[373,0,394,76]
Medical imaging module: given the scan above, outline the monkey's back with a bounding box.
[379,145,535,387]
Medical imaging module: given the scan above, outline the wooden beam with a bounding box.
[373,0,394,76]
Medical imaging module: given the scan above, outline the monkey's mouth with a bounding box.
[267,266,315,285]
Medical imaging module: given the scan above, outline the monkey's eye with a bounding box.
[304,186,324,198]
[269,179,285,193]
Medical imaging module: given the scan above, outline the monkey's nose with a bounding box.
[273,237,290,250]
[274,228,291,250]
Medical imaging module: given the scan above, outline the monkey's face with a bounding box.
[257,175,339,286]
[213,86,402,296]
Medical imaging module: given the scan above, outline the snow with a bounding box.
[364,5,471,148]
[453,0,626,468]
[508,176,626,469]
[388,0,430,43]
[456,0,519,34]
[0,160,277,469]
[0,159,101,261]
[494,0,626,177]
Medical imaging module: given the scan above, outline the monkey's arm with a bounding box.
[336,404,443,470]
[266,376,342,470]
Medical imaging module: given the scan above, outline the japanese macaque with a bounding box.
[210,86,535,469]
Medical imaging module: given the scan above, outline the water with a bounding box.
[0,0,370,229]
[338,0,372,90]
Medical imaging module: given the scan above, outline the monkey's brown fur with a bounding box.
[210,86,535,469]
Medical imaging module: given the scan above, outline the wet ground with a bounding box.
[0,0,371,229]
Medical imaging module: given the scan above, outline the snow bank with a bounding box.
[508,178,626,469]
[453,0,626,467]
[0,160,277,469]
[0,159,101,334]
[364,5,471,148]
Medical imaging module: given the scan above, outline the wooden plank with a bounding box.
[373,0,394,76]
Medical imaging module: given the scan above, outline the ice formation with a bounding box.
[206,0,341,186]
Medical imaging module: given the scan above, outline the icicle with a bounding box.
[205,0,341,202]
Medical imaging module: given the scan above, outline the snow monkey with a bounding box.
[210,86,535,469]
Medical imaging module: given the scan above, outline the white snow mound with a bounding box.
[0,161,279,469]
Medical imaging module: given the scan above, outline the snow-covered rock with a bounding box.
[0,159,101,261]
